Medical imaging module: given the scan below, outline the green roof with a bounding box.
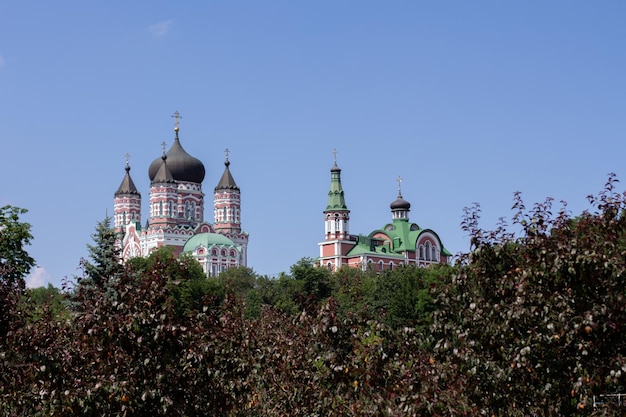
[182,232,238,253]
[370,219,420,253]
[325,165,348,211]
[369,219,450,256]
[346,235,405,258]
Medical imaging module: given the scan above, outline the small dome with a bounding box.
[149,130,205,184]
[390,195,411,210]
[182,232,238,253]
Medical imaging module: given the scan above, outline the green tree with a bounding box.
[373,264,453,328]
[0,205,35,337]
[328,265,377,318]
[290,257,332,310]
[0,205,35,287]
[25,283,69,321]
[81,216,122,288]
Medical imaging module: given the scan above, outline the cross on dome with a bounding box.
[397,175,403,196]
[172,111,182,130]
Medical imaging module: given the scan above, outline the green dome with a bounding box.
[183,233,238,253]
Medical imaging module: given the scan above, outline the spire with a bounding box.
[326,149,348,211]
[115,153,140,196]
[151,148,175,184]
[215,148,239,191]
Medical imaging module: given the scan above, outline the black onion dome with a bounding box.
[390,195,411,210]
[149,129,205,184]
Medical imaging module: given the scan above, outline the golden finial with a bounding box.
[172,111,182,131]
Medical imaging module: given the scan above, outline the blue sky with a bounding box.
[2,1,625,288]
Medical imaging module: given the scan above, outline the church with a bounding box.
[318,153,451,271]
[113,112,248,276]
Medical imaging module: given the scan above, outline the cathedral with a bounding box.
[113,113,248,276]
[318,154,451,271]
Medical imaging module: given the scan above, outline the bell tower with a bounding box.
[318,150,352,270]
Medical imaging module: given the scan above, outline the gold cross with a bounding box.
[172,111,182,129]
[124,152,130,166]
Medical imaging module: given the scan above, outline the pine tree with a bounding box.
[81,216,122,289]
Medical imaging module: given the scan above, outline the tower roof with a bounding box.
[151,155,176,184]
[148,118,205,184]
[215,149,239,191]
[325,151,348,211]
[115,159,141,197]
[390,195,411,210]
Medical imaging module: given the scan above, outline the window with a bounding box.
[425,242,431,261]
[389,262,394,271]
[432,246,436,261]
[378,261,383,271]
[419,245,424,260]
[327,262,332,270]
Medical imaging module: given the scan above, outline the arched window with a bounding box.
[425,242,431,261]
[378,261,383,271]
[432,245,437,261]
[327,262,332,270]
[389,262,394,271]
[419,245,424,260]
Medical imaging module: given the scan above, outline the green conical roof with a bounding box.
[325,162,348,211]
